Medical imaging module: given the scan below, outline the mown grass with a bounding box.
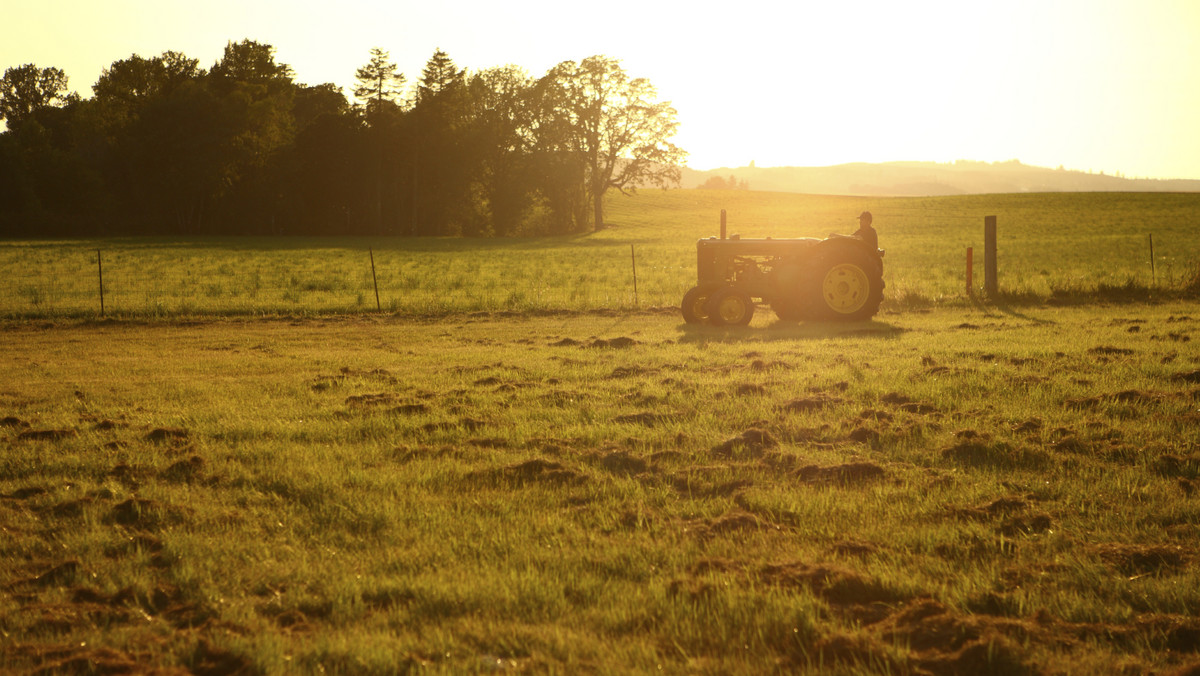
[3,190,1199,317]
[2,305,1198,674]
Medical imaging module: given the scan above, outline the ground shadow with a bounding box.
[676,318,906,344]
[969,296,1057,325]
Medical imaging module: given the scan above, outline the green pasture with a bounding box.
[1,305,1199,673]
[2,190,1198,317]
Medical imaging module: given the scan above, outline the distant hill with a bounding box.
[680,160,1200,196]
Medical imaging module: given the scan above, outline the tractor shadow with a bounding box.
[676,318,906,344]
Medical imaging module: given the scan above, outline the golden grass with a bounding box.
[1,304,1198,673]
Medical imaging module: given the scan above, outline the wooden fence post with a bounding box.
[966,247,974,296]
[1148,234,1155,285]
[630,244,639,307]
[369,248,381,312]
[97,250,105,317]
[984,216,998,297]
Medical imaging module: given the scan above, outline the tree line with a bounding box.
[0,41,685,237]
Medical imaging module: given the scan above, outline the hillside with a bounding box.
[681,160,1200,196]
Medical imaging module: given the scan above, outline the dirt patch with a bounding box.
[809,632,901,672]
[899,402,940,415]
[391,445,463,463]
[735,383,768,396]
[846,427,879,444]
[110,497,184,529]
[2,643,143,675]
[309,375,344,391]
[795,462,887,486]
[9,560,83,588]
[389,403,429,416]
[878,598,996,652]
[711,428,778,458]
[1109,389,1164,404]
[146,427,189,442]
[666,473,754,499]
[944,491,1051,536]
[44,497,97,519]
[942,440,1049,470]
[781,396,841,413]
[551,337,581,346]
[1064,396,1102,410]
[4,486,48,500]
[1095,543,1190,576]
[828,540,881,558]
[1173,370,1200,384]
[108,463,148,488]
[468,459,587,487]
[161,455,205,483]
[998,513,1054,537]
[192,638,256,676]
[881,392,915,405]
[683,510,781,539]
[422,418,486,433]
[918,632,1034,676]
[338,366,397,382]
[345,392,397,407]
[759,560,907,606]
[1011,418,1043,434]
[16,428,76,441]
[613,411,669,426]
[589,336,638,348]
[609,365,656,378]
[1090,345,1136,356]
[596,451,648,476]
[0,415,31,428]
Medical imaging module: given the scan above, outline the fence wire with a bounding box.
[0,244,695,317]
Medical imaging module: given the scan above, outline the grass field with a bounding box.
[3,190,1199,317]
[2,301,1199,673]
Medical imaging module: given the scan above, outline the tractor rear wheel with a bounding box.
[706,287,755,326]
[681,285,715,324]
[803,246,884,321]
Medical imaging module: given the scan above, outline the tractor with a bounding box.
[680,220,885,326]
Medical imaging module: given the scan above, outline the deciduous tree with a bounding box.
[537,56,685,231]
[0,64,77,130]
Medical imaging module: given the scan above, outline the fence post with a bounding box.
[1148,234,1155,285]
[369,248,381,312]
[966,247,974,296]
[630,244,639,308]
[984,216,998,297]
[97,250,105,317]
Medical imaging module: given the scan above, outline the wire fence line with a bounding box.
[0,244,695,318]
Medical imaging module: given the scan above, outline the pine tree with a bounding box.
[354,48,406,112]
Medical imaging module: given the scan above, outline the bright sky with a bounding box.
[5,0,1199,179]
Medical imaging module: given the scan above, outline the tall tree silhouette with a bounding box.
[539,56,685,231]
[354,48,406,113]
[354,48,407,233]
[0,64,77,131]
[410,49,470,234]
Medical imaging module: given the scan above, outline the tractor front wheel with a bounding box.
[705,287,755,326]
[681,286,715,324]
